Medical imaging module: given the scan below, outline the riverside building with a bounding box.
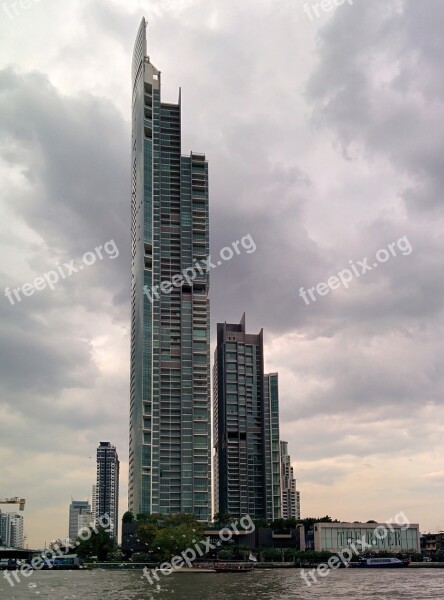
[214,315,281,520]
[96,442,120,541]
[280,441,301,520]
[129,19,211,521]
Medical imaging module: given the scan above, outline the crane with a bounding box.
[0,497,26,511]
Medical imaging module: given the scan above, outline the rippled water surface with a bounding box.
[1,569,444,599]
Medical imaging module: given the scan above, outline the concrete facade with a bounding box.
[313,522,421,553]
[0,511,24,548]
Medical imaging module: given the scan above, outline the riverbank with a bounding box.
[81,561,444,570]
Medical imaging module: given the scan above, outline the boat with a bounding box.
[213,562,253,573]
[52,555,81,570]
[356,557,411,568]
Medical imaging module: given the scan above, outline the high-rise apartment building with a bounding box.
[96,442,120,541]
[9,513,24,548]
[264,373,282,521]
[68,500,90,543]
[0,510,7,546]
[280,441,301,520]
[214,315,281,520]
[0,511,24,548]
[129,19,211,520]
[91,484,97,521]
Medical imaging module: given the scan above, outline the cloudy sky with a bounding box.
[1,0,443,547]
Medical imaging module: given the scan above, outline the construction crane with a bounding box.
[0,497,26,511]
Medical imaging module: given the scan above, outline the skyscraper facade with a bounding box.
[0,511,24,548]
[280,441,301,520]
[214,315,281,520]
[96,442,120,541]
[264,373,282,521]
[91,484,97,521]
[9,513,24,549]
[129,19,211,520]
[0,510,7,546]
[68,500,90,542]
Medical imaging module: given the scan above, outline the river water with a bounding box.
[1,568,443,599]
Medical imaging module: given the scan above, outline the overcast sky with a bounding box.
[1,0,443,547]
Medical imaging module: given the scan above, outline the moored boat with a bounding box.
[357,557,411,568]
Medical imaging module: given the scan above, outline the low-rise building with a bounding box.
[420,532,444,557]
[313,522,420,553]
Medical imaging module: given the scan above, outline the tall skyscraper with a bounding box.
[96,442,120,541]
[264,373,282,521]
[129,19,211,520]
[68,500,90,542]
[214,315,281,520]
[280,441,301,520]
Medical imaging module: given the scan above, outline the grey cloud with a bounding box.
[0,68,130,311]
[306,0,444,213]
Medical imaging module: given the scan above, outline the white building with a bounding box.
[280,441,301,520]
[313,522,421,553]
[0,511,24,548]
[10,514,24,548]
[91,485,97,521]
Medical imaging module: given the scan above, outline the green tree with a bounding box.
[283,548,298,561]
[163,513,201,528]
[122,511,135,524]
[153,522,203,561]
[271,519,285,530]
[238,544,250,560]
[75,527,115,561]
[262,548,281,562]
[126,513,204,561]
[284,518,297,528]
[218,546,237,560]
[253,518,268,528]
[137,523,157,546]
[297,516,338,531]
[136,512,163,525]
[213,512,235,527]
